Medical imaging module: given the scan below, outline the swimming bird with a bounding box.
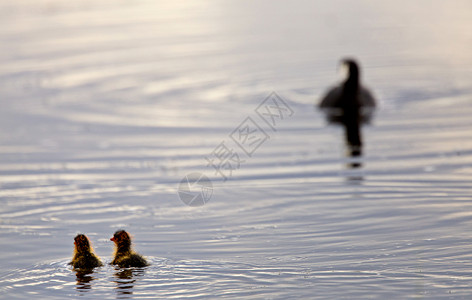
[69,234,103,269]
[110,230,149,268]
[319,58,376,111]
[319,58,376,152]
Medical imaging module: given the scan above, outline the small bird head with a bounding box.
[110,230,132,249]
[339,58,360,82]
[74,234,92,253]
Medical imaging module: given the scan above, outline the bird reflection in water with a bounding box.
[74,269,96,291]
[318,58,376,168]
[113,267,146,298]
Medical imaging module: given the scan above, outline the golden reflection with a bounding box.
[113,267,145,298]
[74,269,96,291]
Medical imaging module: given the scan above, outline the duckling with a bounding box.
[110,230,149,268]
[69,234,103,269]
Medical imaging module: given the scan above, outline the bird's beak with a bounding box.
[110,237,115,242]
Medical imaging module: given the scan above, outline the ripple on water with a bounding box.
[2,0,472,299]
[3,253,472,299]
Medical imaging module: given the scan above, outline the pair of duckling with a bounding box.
[69,230,148,269]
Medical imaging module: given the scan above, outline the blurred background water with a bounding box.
[1,0,472,298]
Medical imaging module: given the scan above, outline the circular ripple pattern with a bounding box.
[178,172,213,206]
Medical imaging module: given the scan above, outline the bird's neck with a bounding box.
[341,70,360,110]
[115,244,132,255]
[74,247,91,255]
[344,69,359,91]
[73,250,93,262]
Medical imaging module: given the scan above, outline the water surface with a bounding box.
[1,0,472,298]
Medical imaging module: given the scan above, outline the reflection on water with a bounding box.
[321,106,376,169]
[1,0,472,299]
[114,270,134,298]
[75,269,96,291]
[113,268,142,299]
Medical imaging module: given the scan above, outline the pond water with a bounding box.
[1,0,472,298]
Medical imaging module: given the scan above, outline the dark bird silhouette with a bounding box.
[69,234,103,269]
[110,230,149,268]
[319,58,376,156]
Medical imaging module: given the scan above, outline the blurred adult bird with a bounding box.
[320,58,376,110]
[319,58,376,152]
